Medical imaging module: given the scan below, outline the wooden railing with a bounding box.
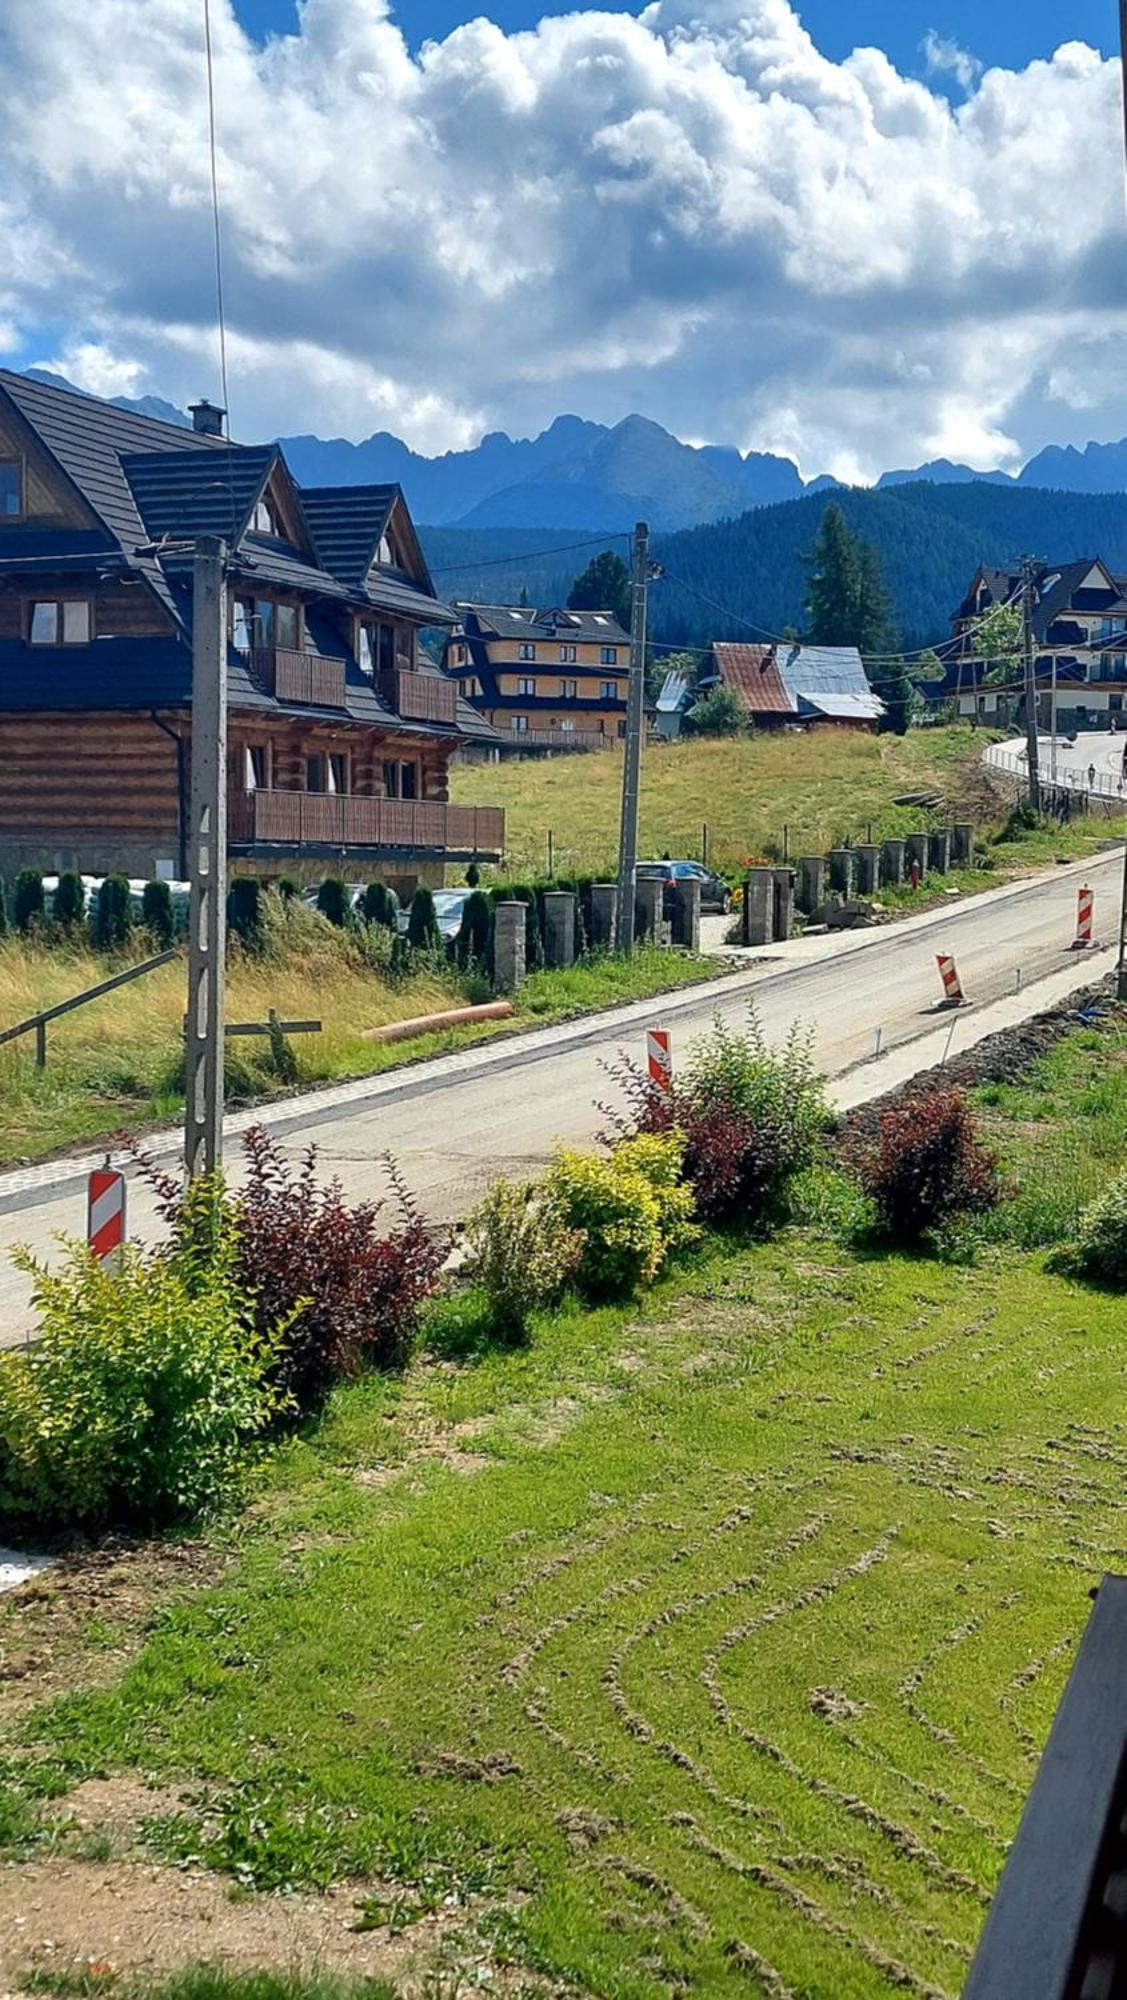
[387,668,458,726]
[228,790,504,856]
[501,729,615,752]
[250,648,347,709]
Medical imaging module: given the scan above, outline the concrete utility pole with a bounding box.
[184,535,228,1178]
[615,521,650,955]
[1117,0,1127,996]
[1020,555,1041,814]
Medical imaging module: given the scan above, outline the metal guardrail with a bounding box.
[985,745,1127,804]
[0,948,178,1068]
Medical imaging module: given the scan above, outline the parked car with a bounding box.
[636,860,730,913]
[395,888,470,942]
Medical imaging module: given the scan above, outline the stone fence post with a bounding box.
[543,890,576,968]
[880,839,905,886]
[772,867,795,942]
[634,875,664,944]
[671,876,700,952]
[589,883,617,951]
[493,901,526,994]
[797,856,824,915]
[742,868,774,946]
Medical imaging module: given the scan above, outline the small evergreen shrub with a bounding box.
[142,878,175,946]
[465,862,481,888]
[545,1131,697,1298]
[1058,1172,1127,1287]
[684,686,747,737]
[0,1182,283,1531]
[276,875,300,902]
[456,889,493,968]
[360,881,398,930]
[463,1177,584,1342]
[228,876,264,946]
[94,874,132,949]
[53,871,86,931]
[851,1086,1001,1244]
[12,870,44,934]
[407,885,440,951]
[316,878,351,929]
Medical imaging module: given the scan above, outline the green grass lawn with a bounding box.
[5,1018,1127,1996]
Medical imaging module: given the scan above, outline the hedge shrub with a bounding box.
[545,1130,697,1297]
[463,1177,584,1342]
[142,878,175,947]
[456,889,492,968]
[12,870,44,934]
[93,874,132,949]
[407,885,440,951]
[229,876,264,946]
[316,878,351,929]
[360,881,398,930]
[851,1086,1001,1244]
[1059,1172,1127,1287]
[53,871,86,931]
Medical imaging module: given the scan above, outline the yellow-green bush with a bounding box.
[545,1131,697,1298]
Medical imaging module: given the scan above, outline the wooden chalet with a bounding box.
[444,602,631,751]
[937,559,1127,731]
[0,372,503,895]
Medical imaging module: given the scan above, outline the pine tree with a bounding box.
[567,550,632,631]
[804,504,860,645]
[854,537,897,655]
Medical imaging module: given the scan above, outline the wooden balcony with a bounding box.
[385,668,458,726]
[501,729,616,753]
[250,648,347,709]
[228,789,504,858]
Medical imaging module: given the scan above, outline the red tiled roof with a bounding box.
[712,643,797,716]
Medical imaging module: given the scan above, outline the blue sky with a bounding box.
[235,0,1117,66]
[2,0,1125,476]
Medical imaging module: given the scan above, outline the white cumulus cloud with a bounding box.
[0,0,1123,476]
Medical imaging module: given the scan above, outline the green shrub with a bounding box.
[360,881,398,930]
[228,876,264,946]
[317,877,351,928]
[465,861,481,888]
[407,885,440,951]
[1058,1172,1127,1286]
[53,870,86,931]
[12,869,44,934]
[463,1177,584,1342]
[851,1086,1001,1245]
[685,686,747,738]
[94,874,132,950]
[456,889,492,968]
[276,875,300,902]
[142,878,175,947]
[0,1184,285,1531]
[545,1130,697,1297]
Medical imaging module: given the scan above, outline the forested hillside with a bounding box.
[422,483,1127,653]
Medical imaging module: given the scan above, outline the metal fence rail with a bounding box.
[0,948,178,1068]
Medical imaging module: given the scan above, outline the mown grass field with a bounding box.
[0,932,714,1167]
[453,723,1127,879]
[3,1024,1126,1999]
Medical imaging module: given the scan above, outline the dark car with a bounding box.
[636,860,730,913]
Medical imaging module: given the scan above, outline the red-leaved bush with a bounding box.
[130,1128,445,1407]
[851,1086,1001,1243]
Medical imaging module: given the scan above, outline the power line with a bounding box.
[431,531,631,577]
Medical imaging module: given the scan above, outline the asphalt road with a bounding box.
[0,849,1119,1345]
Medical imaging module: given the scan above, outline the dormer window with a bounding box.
[250,495,280,536]
[0,461,23,519]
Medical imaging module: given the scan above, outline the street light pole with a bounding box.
[184,534,228,1178]
[615,521,650,955]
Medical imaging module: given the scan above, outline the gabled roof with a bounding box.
[710,642,796,716]
[301,485,396,589]
[778,644,884,720]
[122,445,277,546]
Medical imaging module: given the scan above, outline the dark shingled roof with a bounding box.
[301,485,396,589]
[122,446,276,546]
[456,602,630,648]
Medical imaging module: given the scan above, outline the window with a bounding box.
[600,646,618,664]
[518,676,536,696]
[232,598,254,650]
[328,753,349,795]
[0,460,23,519]
[383,759,400,799]
[511,715,529,733]
[559,644,577,663]
[254,600,300,650]
[306,754,326,792]
[617,719,627,739]
[29,600,91,645]
[357,625,375,675]
[600,680,616,701]
[250,495,280,536]
[400,761,418,801]
[247,745,268,789]
[560,678,577,698]
[377,624,395,677]
[518,642,537,661]
[376,534,392,566]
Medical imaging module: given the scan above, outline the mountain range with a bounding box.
[26,368,1127,534]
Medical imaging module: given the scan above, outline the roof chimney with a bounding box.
[189,399,226,438]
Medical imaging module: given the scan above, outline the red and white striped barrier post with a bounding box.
[646,1027,673,1096]
[87,1164,126,1271]
[1072,885,1096,950]
[936,953,966,1007]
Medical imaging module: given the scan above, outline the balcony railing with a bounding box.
[502,729,615,752]
[228,789,504,857]
[386,668,458,726]
[250,648,347,709]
